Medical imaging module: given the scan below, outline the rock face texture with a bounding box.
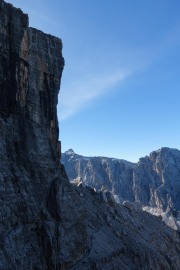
[0,1,64,268]
[134,148,180,229]
[62,149,135,202]
[62,148,180,230]
[0,1,180,269]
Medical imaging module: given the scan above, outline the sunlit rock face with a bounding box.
[134,147,180,230]
[0,1,180,269]
[62,149,135,202]
[62,147,180,230]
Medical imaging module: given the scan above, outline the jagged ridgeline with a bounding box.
[62,147,180,231]
[0,0,180,269]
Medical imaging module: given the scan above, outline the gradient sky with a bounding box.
[8,0,180,162]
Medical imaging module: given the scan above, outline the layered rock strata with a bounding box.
[0,1,180,269]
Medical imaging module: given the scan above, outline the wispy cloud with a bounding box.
[58,68,133,121]
[58,18,180,122]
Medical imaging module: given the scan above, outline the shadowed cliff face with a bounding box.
[0,1,180,269]
[0,0,64,163]
[0,1,28,116]
[0,1,65,268]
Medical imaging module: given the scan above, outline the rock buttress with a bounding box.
[0,0,64,268]
[0,0,64,163]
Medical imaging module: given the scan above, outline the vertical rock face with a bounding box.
[134,148,180,210]
[0,1,180,269]
[0,1,64,268]
[0,1,28,116]
[0,0,64,163]
[133,147,180,229]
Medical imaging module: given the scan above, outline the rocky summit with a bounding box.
[0,1,180,269]
[62,148,180,230]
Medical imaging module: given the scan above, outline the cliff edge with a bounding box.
[0,1,180,269]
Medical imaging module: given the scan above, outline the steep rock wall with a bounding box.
[0,1,64,268]
[0,1,180,269]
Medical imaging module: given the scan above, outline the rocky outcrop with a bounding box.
[0,1,180,269]
[134,147,180,229]
[62,149,135,202]
[62,148,180,230]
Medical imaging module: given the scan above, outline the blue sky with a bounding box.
[8,0,180,161]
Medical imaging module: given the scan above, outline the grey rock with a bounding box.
[134,147,180,230]
[0,0,64,268]
[0,1,180,269]
[62,150,135,203]
[62,148,180,230]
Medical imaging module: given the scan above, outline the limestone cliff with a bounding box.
[134,147,180,229]
[62,149,135,202]
[0,1,180,269]
[0,0,64,268]
[62,148,180,230]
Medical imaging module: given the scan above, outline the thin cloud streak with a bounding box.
[59,69,132,121]
[58,20,180,122]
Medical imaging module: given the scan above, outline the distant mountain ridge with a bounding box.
[62,147,180,230]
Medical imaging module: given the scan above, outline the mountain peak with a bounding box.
[149,147,180,158]
[65,149,75,155]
